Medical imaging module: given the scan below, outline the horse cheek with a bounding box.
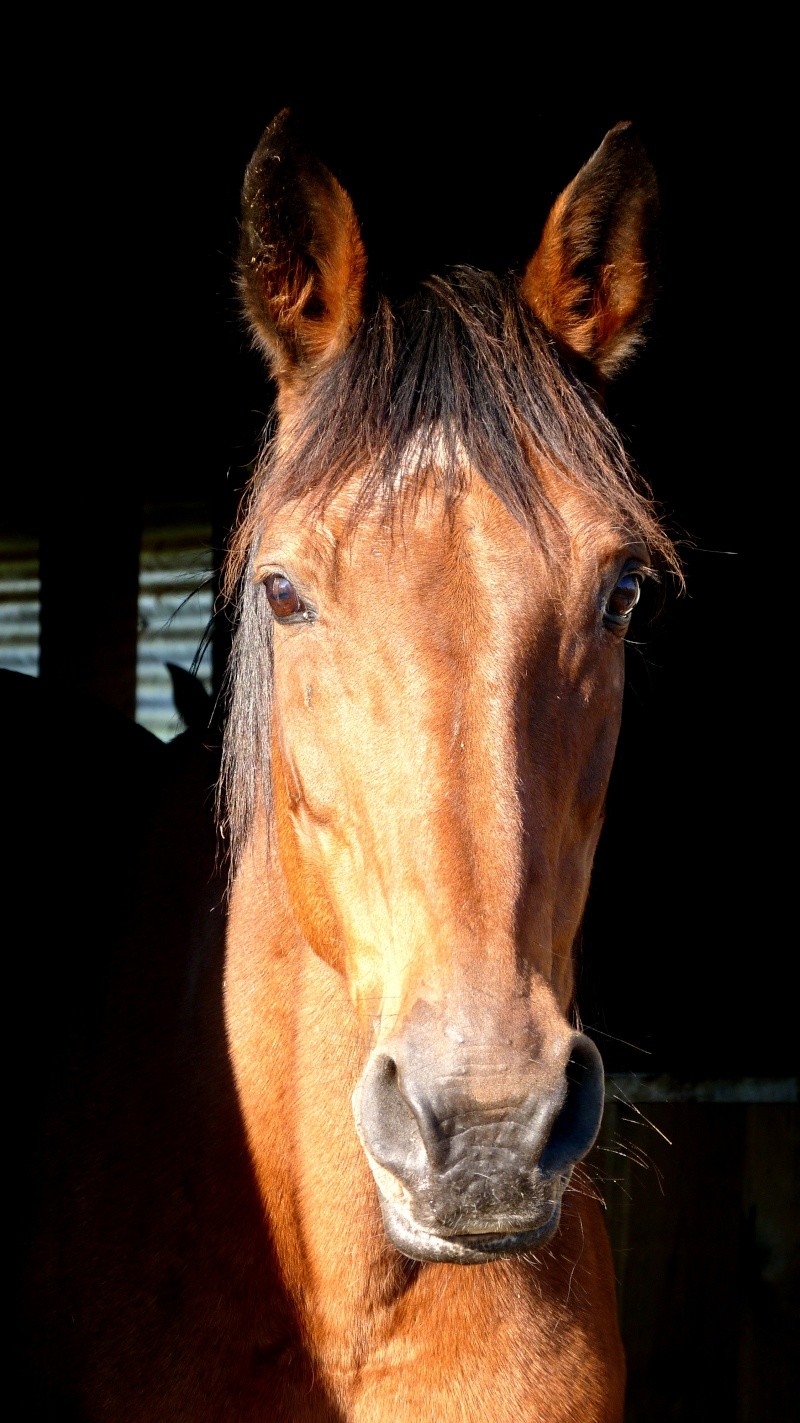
[549,680,626,1005]
[270,732,348,975]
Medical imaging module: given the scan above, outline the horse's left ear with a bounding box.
[237,109,367,388]
[520,122,659,380]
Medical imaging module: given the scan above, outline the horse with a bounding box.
[20,111,681,1421]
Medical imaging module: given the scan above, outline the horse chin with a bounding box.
[376,1192,563,1265]
[356,1132,568,1264]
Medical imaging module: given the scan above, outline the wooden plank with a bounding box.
[594,1101,745,1421]
[736,1105,800,1421]
[39,491,141,719]
[592,1100,800,1422]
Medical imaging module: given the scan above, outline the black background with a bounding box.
[11,37,776,1081]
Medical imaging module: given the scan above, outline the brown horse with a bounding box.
[22,112,681,1421]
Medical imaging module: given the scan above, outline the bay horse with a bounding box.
[21,112,680,1421]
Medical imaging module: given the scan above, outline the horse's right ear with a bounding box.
[238,110,367,390]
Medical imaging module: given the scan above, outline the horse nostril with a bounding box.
[538,1034,605,1177]
[356,1053,428,1182]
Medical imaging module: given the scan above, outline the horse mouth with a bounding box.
[377,1193,562,1264]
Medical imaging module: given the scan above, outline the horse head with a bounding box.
[223,110,676,1264]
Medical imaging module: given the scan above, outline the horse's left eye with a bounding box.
[603,568,643,633]
[264,573,309,621]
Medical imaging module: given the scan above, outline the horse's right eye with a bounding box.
[264,573,308,620]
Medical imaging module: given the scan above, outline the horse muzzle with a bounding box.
[352,1030,604,1264]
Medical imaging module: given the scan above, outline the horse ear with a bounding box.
[520,122,660,380]
[238,109,367,387]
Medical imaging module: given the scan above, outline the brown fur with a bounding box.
[22,116,678,1420]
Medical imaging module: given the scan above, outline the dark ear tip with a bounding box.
[242,110,300,216]
[599,121,654,168]
[600,120,644,155]
[589,121,658,206]
[261,107,295,146]
[246,108,304,175]
[243,108,329,212]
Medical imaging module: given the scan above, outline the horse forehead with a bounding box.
[261,474,534,575]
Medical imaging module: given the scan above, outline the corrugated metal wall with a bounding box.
[0,536,39,678]
[1,517,213,742]
[136,518,214,741]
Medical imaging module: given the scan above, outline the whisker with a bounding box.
[607,1087,673,1145]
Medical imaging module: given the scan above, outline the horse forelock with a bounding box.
[218,266,681,865]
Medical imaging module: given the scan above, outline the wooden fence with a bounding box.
[596,1077,798,1422]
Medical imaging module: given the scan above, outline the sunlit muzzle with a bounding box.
[353,1030,604,1263]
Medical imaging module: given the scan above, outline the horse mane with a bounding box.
[219,266,681,865]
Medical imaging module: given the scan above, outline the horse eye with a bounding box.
[603,568,643,633]
[264,573,307,620]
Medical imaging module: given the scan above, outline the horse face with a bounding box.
[232,110,667,1262]
[255,467,635,1261]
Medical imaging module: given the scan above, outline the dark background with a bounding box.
[8,34,795,1423]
